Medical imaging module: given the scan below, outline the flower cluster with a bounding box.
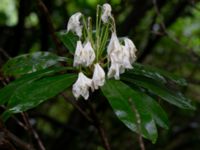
[67,3,137,100]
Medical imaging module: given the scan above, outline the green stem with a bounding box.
[95,5,100,62]
[99,23,110,59]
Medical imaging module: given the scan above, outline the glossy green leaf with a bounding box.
[140,92,169,129]
[101,80,158,143]
[0,67,66,105]
[131,63,187,86]
[2,74,77,121]
[2,51,67,76]
[57,30,78,54]
[121,74,195,110]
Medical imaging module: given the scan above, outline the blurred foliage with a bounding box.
[0,0,200,150]
[0,0,18,26]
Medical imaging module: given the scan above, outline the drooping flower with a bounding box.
[73,40,84,67]
[101,3,112,23]
[92,63,105,90]
[121,45,133,69]
[73,41,95,67]
[107,32,122,56]
[107,62,120,80]
[124,38,137,63]
[107,32,138,79]
[72,72,92,100]
[83,41,96,66]
[67,12,83,37]
[107,32,124,79]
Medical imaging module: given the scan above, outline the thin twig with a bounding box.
[36,0,66,54]
[87,100,111,150]
[62,93,93,124]
[21,113,46,150]
[0,48,11,59]
[62,92,111,149]
[6,129,35,150]
[0,119,34,150]
[152,0,200,60]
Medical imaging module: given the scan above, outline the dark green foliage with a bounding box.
[57,31,79,54]
[2,73,76,121]
[2,51,67,77]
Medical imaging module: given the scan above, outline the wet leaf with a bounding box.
[57,30,79,54]
[2,51,66,77]
[121,74,195,110]
[130,63,187,86]
[0,67,66,105]
[101,80,158,143]
[2,73,77,121]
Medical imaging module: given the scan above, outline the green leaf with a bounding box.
[57,30,79,54]
[140,92,169,129]
[2,74,77,121]
[121,74,195,110]
[97,146,105,150]
[2,51,66,77]
[131,63,187,86]
[101,80,158,143]
[0,67,66,105]
[123,83,169,129]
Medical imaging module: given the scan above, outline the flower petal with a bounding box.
[83,41,95,66]
[72,72,92,100]
[101,3,112,23]
[67,12,83,37]
[92,63,105,90]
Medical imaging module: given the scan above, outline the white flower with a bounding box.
[101,3,112,23]
[67,12,83,37]
[121,45,133,69]
[124,38,137,63]
[73,40,84,67]
[73,41,95,67]
[92,63,105,90]
[83,41,95,66]
[107,32,125,79]
[107,62,123,80]
[72,72,92,100]
[107,32,122,57]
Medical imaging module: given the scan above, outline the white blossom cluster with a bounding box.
[67,3,137,100]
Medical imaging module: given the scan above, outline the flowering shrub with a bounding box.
[0,3,194,146]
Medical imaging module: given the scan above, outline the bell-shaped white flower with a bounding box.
[73,40,84,67]
[72,72,92,100]
[107,32,122,56]
[73,41,95,67]
[108,52,126,80]
[107,32,125,79]
[92,63,105,90]
[107,62,121,80]
[67,12,83,37]
[124,38,137,63]
[121,45,133,69]
[83,41,95,66]
[101,3,112,23]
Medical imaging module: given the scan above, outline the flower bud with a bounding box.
[101,3,112,23]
